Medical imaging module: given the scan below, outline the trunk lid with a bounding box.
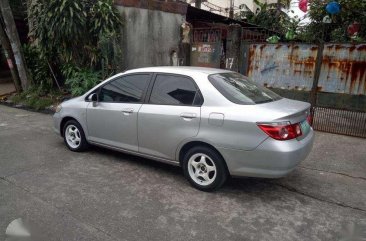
[255,98,311,124]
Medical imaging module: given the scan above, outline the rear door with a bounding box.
[86,73,151,151]
[138,74,203,160]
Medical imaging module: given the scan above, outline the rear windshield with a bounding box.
[208,72,281,105]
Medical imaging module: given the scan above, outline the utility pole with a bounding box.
[0,0,31,90]
[309,42,324,124]
[229,0,234,18]
[0,20,21,92]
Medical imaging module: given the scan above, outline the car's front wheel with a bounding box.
[183,146,228,191]
[63,120,89,152]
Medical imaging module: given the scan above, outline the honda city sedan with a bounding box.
[53,67,314,191]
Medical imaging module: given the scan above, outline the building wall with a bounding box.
[189,0,279,16]
[116,6,185,70]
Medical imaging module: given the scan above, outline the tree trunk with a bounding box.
[0,0,31,90]
[0,20,21,92]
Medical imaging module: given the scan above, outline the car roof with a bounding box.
[124,66,233,76]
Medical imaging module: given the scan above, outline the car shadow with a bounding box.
[86,144,282,195]
[89,145,183,175]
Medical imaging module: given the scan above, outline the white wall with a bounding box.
[190,0,280,17]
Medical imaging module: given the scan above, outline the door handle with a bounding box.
[180,113,197,119]
[122,108,134,114]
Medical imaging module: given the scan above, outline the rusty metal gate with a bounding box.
[243,43,366,138]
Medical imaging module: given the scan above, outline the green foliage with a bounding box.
[29,0,122,67]
[236,0,365,43]
[64,67,101,96]
[23,44,53,93]
[236,0,292,34]
[28,0,122,97]
[10,87,63,110]
[99,32,123,78]
[302,0,366,42]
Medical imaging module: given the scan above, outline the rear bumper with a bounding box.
[218,129,314,178]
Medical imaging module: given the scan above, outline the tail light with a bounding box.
[257,122,302,141]
[307,114,313,126]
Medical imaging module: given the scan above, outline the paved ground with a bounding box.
[0,82,15,96]
[0,105,365,241]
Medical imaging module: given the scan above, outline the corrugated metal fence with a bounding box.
[245,43,366,138]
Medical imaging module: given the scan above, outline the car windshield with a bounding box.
[208,72,281,105]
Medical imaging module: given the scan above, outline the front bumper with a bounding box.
[53,112,61,135]
[218,129,315,178]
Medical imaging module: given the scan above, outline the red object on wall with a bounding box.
[347,22,361,36]
[299,0,308,13]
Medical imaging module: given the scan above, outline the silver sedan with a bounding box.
[53,67,314,191]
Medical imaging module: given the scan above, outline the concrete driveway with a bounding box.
[0,105,365,241]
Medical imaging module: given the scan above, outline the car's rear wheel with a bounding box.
[63,120,89,152]
[183,146,228,191]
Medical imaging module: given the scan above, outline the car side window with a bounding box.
[99,74,150,103]
[149,74,203,106]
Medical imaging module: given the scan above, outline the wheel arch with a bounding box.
[178,141,229,173]
[60,116,79,137]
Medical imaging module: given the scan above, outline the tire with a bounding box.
[183,146,228,192]
[63,120,89,152]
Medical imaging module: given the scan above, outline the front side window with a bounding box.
[209,72,281,105]
[99,74,150,103]
[149,75,202,106]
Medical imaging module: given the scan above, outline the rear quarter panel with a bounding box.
[197,106,269,151]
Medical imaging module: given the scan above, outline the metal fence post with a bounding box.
[309,42,324,124]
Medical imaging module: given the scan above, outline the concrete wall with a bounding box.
[116,6,185,70]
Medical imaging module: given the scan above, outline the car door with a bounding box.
[138,73,203,160]
[86,73,151,151]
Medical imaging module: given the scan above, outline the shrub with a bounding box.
[64,68,101,96]
[29,0,122,67]
[23,44,53,94]
[10,87,63,110]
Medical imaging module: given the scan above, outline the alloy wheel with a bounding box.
[188,153,217,186]
[65,125,81,149]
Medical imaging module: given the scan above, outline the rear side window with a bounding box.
[149,74,203,106]
[209,72,281,105]
[99,74,150,103]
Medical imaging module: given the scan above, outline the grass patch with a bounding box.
[10,88,64,111]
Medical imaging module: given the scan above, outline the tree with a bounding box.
[300,0,366,42]
[0,0,31,90]
[275,0,292,17]
[27,0,122,95]
[0,20,21,92]
[30,0,122,68]
[236,0,292,34]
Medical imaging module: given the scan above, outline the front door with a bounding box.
[86,74,151,151]
[138,74,203,160]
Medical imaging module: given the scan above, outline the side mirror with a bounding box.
[89,93,98,106]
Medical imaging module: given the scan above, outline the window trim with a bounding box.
[145,73,204,107]
[85,73,153,104]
